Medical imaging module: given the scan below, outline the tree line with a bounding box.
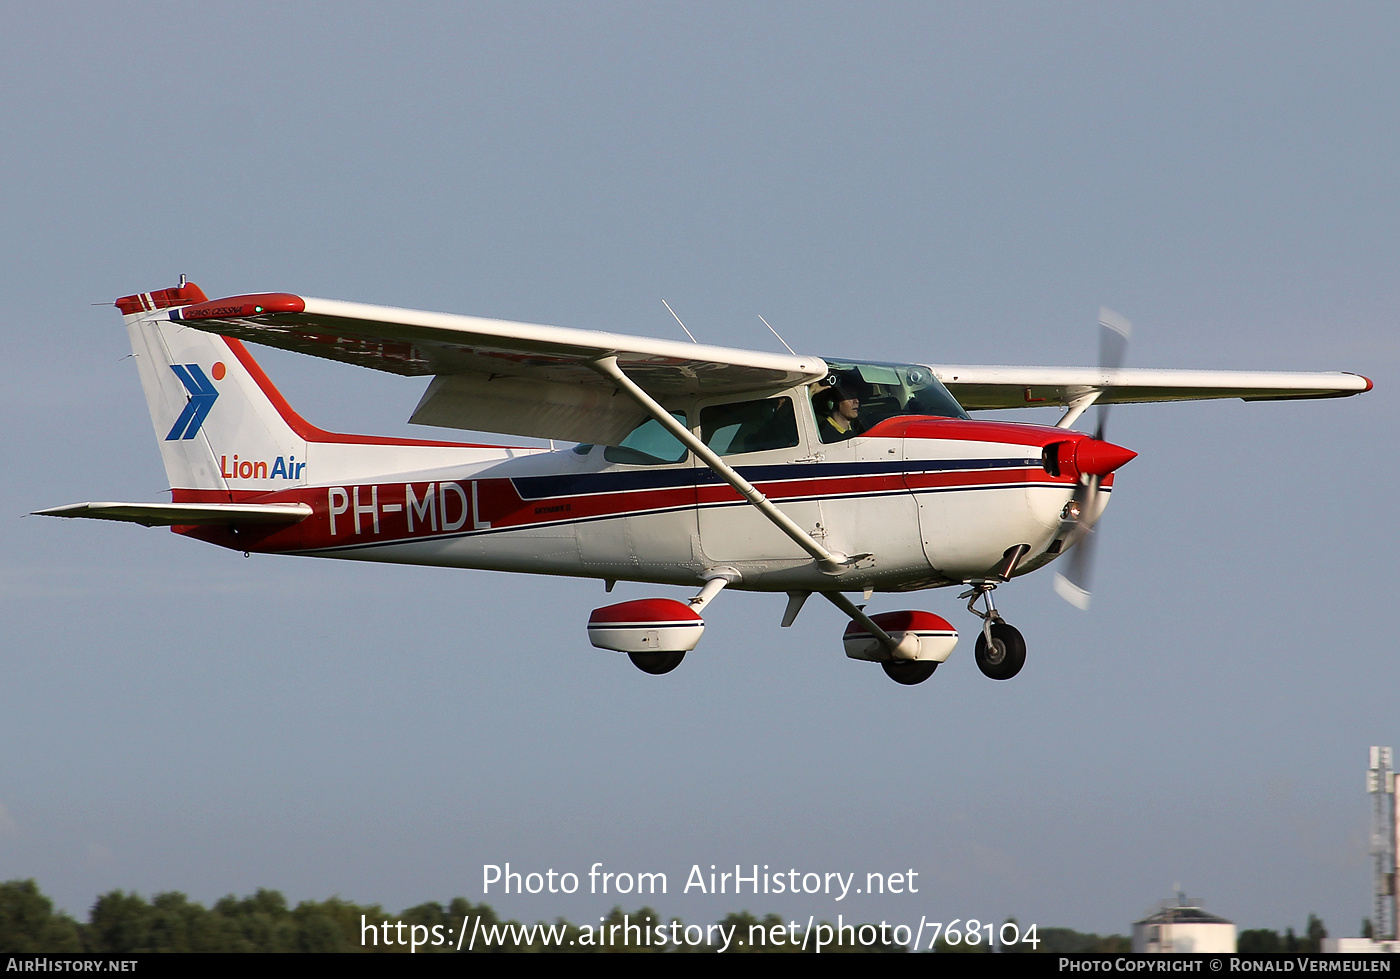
[1,880,900,953]
[0,879,1330,953]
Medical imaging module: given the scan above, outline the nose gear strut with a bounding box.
[960,578,998,627]
[958,582,1028,681]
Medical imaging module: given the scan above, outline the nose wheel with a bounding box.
[974,622,1025,680]
[960,583,1027,680]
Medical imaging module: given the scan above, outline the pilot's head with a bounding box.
[824,387,860,420]
[815,374,866,420]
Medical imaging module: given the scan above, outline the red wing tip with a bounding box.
[1360,374,1374,392]
[114,284,304,319]
[114,282,210,315]
[175,293,306,320]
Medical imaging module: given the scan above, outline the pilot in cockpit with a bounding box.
[814,375,869,443]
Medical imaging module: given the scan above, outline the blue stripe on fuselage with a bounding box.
[509,456,1042,501]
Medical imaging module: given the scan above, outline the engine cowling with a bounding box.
[587,598,705,654]
[843,610,958,663]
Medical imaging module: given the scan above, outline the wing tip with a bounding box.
[115,281,209,315]
[173,294,306,321]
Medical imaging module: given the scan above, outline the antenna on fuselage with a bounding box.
[757,314,797,356]
[661,299,698,343]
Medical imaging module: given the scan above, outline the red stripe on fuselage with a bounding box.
[902,467,1057,492]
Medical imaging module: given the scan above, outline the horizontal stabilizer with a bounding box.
[34,502,312,528]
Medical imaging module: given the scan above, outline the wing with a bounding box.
[931,365,1372,411]
[170,294,827,444]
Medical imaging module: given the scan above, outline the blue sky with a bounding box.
[3,2,1397,938]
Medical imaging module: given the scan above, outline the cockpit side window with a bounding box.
[813,360,968,439]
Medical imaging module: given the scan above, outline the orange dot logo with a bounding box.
[211,362,226,381]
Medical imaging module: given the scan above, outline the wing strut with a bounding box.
[588,355,859,575]
[1055,390,1102,429]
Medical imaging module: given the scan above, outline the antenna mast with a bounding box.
[661,300,698,343]
[757,314,797,356]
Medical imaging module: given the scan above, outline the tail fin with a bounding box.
[118,283,309,496]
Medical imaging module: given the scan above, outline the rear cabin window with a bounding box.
[700,398,800,456]
[603,413,688,465]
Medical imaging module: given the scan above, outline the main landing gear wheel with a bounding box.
[628,650,686,675]
[974,623,1026,680]
[881,660,938,685]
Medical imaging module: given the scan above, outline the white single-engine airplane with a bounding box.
[40,280,1371,684]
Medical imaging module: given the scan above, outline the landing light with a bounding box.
[1061,500,1082,521]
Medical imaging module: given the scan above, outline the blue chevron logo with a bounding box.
[165,364,219,441]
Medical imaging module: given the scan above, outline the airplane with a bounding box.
[37,279,1372,685]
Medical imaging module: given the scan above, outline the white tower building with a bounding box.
[1132,896,1236,954]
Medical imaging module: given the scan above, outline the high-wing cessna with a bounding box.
[39,280,1372,684]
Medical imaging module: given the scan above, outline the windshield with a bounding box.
[815,359,968,438]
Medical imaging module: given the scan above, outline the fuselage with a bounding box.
[173,380,1110,594]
